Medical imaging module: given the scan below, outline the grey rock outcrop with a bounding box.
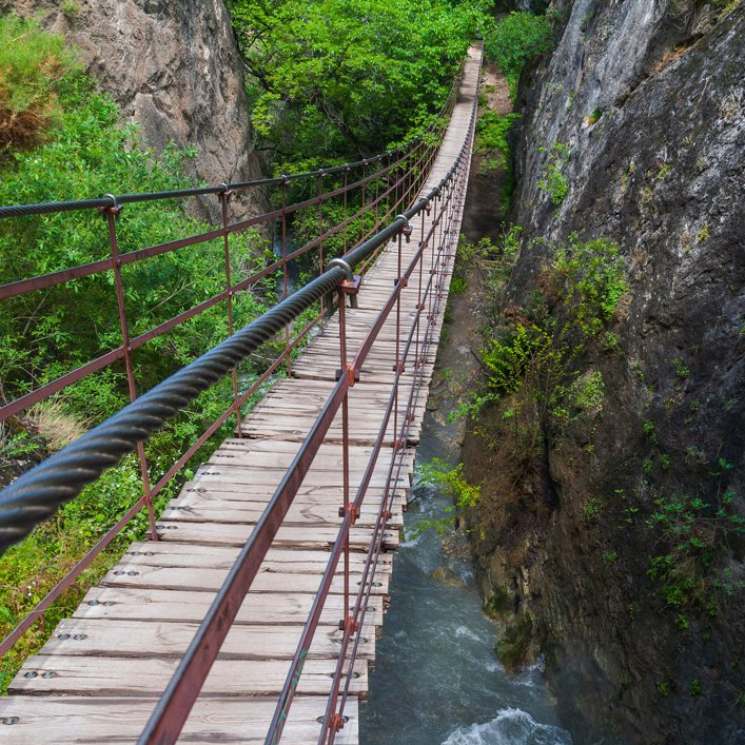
[465,2,745,744]
[4,0,262,217]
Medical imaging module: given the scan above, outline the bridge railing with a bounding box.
[0,72,464,658]
[0,49,477,744]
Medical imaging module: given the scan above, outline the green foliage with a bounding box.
[420,458,480,511]
[483,11,552,99]
[499,225,523,262]
[450,275,467,295]
[409,458,481,540]
[647,485,745,609]
[456,233,626,427]
[0,15,79,149]
[657,680,672,697]
[481,237,625,412]
[476,110,520,174]
[583,496,603,522]
[483,322,554,396]
[569,370,605,415]
[586,107,603,126]
[484,586,512,617]
[61,1,80,18]
[538,142,570,207]
[228,0,484,171]
[672,357,691,380]
[552,237,628,336]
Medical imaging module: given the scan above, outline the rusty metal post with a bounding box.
[281,176,292,374]
[342,167,350,253]
[415,206,426,372]
[335,282,354,634]
[103,199,157,541]
[220,189,242,438]
[428,192,440,325]
[392,229,403,452]
[316,173,325,312]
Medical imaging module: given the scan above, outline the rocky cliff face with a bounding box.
[3,0,262,217]
[464,2,745,744]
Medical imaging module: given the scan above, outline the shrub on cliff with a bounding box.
[0,15,78,150]
[483,11,552,98]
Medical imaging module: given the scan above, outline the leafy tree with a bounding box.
[228,0,489,171]
[483,10,552,98]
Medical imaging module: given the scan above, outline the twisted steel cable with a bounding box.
[0,264,345,550]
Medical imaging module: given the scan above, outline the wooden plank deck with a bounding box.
[0,44,481,744]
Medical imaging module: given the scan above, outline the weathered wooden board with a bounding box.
[10,655,368,696]
[0,697,359,745]
[162,498,404,529]
[156,521,400,551]
[40,618,376,660]
[73,587,385,626]
[122,542,394,573]
[101,564,390,595]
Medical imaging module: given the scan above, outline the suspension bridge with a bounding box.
[0,45,482,744]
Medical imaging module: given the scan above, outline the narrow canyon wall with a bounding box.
[465,2,745,744]
[3,0,262,216]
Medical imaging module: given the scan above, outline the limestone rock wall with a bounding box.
[4,0,263,217]
[465,2,745,743]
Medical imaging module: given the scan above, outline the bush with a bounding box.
[476,110,521,173]
[483,11,552,99]
[0,15,78,150]
[537,142,570,207]
[482,322,554,396]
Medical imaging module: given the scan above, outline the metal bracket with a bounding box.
[335,366,360,386]
[338,615,360,634]
[100,193,121,217]
[328,258,360,308]
[395,214,413,242]
[338,504,359,524]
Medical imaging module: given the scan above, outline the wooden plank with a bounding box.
[180,480,408,502]
[162,500,404,529]
[10,655,368,696]
[155,520,400,551]
[73,587,385,626]
[39,618,375,660]
[0,696,359,745]
[190,468,411,490]
[101,564,390,595]
[122,542,394,574]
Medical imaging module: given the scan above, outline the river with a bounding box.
[359,409,572,745]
